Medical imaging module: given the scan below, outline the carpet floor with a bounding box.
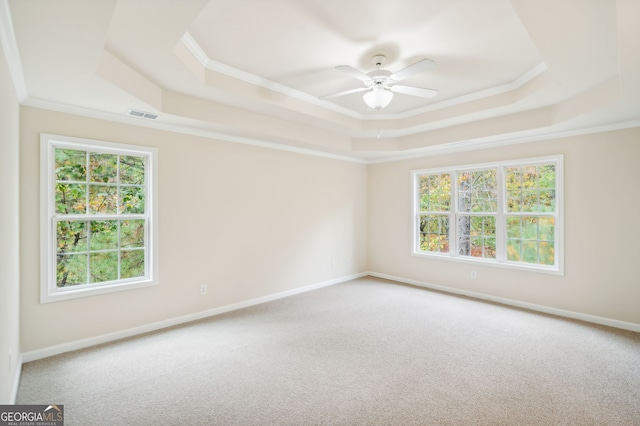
[17,277,640,425]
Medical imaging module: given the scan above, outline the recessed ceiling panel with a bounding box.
[187,0,543,114]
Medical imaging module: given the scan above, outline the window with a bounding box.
[41,134,158,302]
[412,155,562,274]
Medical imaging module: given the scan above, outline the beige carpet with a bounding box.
[17,277,640,425]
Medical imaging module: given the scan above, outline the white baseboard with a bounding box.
[369,271,640,333]
[9,355,22,404]
[20,270,639,364]
[22,272,367,363]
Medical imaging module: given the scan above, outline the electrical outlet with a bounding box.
[471,271,477,279]
[200,285,207,295]
[331,260,337,269]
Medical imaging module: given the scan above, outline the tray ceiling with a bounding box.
[3,0,639,162]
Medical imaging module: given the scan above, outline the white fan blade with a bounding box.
[390,85,438,99]
[321,86,369,99]
[335,65,372,83]
[390,59,436,82]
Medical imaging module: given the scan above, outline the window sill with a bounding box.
[411,251,564,276]
[40,278,158,303]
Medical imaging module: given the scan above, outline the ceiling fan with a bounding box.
[323,55,438,110]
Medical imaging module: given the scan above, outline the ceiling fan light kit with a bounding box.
[326,54,439,111]
[363,84,393,110]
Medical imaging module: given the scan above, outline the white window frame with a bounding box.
[40,134,159,303]
[411,155,564,275]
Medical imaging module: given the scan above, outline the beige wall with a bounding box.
[19,107,368,353]
[0,41,21,403]
[15,104,640,356]
[368,128,640,325]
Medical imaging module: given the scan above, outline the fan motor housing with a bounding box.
[366,69,392,87]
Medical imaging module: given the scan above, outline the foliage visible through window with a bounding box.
[505,164,556,265]
[418,173,451,253]
[413,157,561,272]
[42,135,156,302]
[55,149,146,286]
[457,169,497,259]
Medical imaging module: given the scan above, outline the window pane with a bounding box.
[89,184,118,214]
[538,190,555,212]
[90,252,119,283]
[55,149,86,181]
[506,167,523,212]
[522,240,538,263]
[522,165,538,186]
[539,164,556,188]
[121,249,145,278]
[505,164,556,213]
[458,170,497,213]
[120,155,145,185]
[506,217,521,238]
[539,242,555,265]
[120,186,145,214]
[483,237,496,258]
[539,217,555,241]
[56,221,87,254]
[507,240,521,262]
[57,254,87,287]
[419,215,449,253]
[90,220,119,250]
[55,183,86,214]
[458,215,496,258]
[419,174,451,212]
[506,190,521,213]
[522,190,538,212]
[506,215,555,266]
[522,216,538,240]
[90,153,118,183]
[458,215,470,255]
[121,220,145,248]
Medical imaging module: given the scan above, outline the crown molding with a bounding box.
[21,97,369,164]
[0,0,28,101]
[366,118,640,164]
[20,97,640,165]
